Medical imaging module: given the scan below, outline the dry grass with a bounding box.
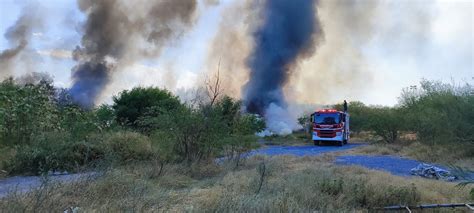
[0,147,15,178]
[261,131,310,146]
[1,155,471,212]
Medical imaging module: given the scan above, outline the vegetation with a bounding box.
[0,76,472,211]
[0,77,262,175]
[0,155,471,212]
[335,80,473,146]
[112,87,182,128]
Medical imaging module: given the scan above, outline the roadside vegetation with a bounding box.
[331,80,474,169]
[1,155,471,212]
[0,75,472,211]
[0,76,264,176]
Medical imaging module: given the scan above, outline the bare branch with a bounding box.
[206,58,222,106]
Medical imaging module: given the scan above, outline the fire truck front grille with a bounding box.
[318,130,336,138]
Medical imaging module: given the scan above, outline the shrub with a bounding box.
[99,132,153,163]
[142,96,260,164]
[366,107,404,143]
[5,131,154,175]
[5,132,90,175]
[112,87,182,128]
[0,78,59,145]
[399,80,474,144]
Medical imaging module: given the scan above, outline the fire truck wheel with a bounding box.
[337,140,343,146]
[313,140,320,146]
[343,140,348,144]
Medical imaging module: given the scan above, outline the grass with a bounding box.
[1,155,471,212]
[261,131,310,146]
[0,146,14,178]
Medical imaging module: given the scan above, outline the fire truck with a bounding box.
[311,106,350,146]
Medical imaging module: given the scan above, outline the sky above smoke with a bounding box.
[0,0,472,106]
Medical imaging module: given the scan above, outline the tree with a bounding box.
[112,87,182,128]
[0,78,59,145]
[205,59,222,107]
[367,107,404,143]
[334,101,370,134]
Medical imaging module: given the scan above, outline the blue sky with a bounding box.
[1,0,473,106]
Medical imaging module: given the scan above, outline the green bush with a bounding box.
[0,78,59,145]
[99,131,153,163]
[366,107,404,143]
[334,101,371,134]
[399,80,474,144]
[5,131,155,174]
[334,80,473,145]
[142,96,260,164]
[112,87,182,128]
[4,132,97,175]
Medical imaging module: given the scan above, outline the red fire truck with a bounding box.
[311,109,350,146]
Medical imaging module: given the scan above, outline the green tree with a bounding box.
[0,78,59,145]
[94,104,116,130]
[367,107,404,143]
[112,87,182,128]
[334,101,370,134]
[399,80,474,144]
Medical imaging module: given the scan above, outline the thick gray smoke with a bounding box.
[243,0,322,134]
[71,0,197,108]
[244,0,322,114]
[0,5,42,79]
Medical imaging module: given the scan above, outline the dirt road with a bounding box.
[0,172,96,198]
[249,144,454,177]
[0,143,464,199]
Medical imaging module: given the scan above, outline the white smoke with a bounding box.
[258,103,300,136]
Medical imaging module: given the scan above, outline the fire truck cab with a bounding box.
[311,109,350,146]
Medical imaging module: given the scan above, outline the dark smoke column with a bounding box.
[244,0,321,115]
[69,0,125,108]
[70,0,197,108]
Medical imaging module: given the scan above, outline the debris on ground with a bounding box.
[410,163,456,181]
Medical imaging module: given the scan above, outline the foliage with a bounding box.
[366,107,404,143]
[334,101,371,134]
[5,132,102,175]
[141,96,260,164]
[334,80,473,145]
[399,80,474,144]
[0,78,59,145]
[297,114,311,133]
[112,87,181,128]
[99,131,153,163]
[5,131,155,175]
[0,78,261,174]
[94,104,117,130]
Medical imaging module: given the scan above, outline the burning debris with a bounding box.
[244,0,322,135]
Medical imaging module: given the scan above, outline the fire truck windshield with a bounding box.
[314,113,340,124]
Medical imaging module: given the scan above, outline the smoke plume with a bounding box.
[71,0,197,108]
[0,5,43,79]
[242,0,322,134]
[205,0,260,99]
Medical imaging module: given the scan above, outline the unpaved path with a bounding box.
[0,172,97,198]
[250,144,364,156]
[0,143,467,199]
[250,144,458,177]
